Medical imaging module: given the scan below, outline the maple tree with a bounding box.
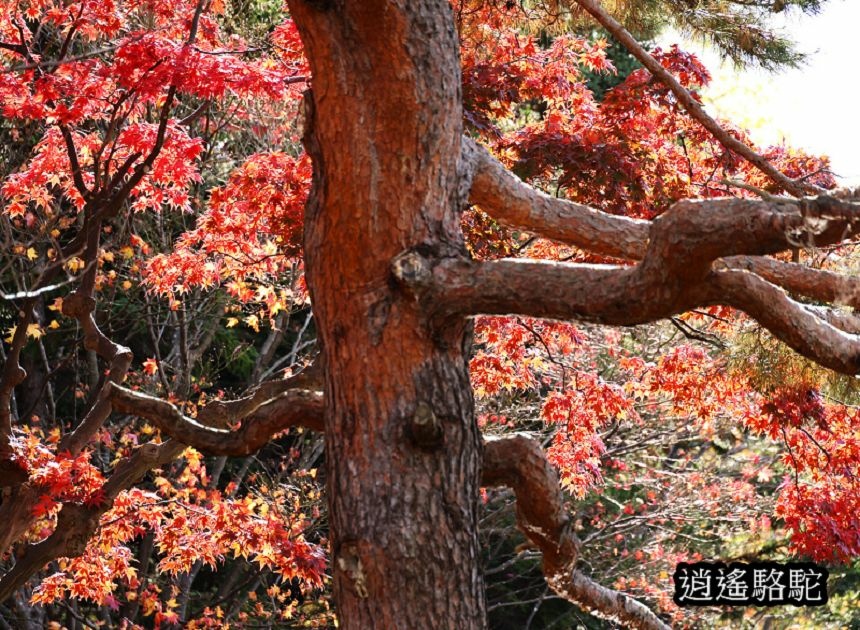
[2,0,860,628]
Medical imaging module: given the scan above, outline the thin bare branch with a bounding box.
[572,0,821,197]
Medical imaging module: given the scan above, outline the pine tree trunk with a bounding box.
[289,1,486,628]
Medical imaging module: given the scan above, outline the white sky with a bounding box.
[658,0,860,186]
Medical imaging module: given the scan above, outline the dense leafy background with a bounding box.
[0,1,858,628]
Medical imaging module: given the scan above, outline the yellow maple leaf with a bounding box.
[3,323,44,342]
[244,314,260,332]
[65,257,85,273]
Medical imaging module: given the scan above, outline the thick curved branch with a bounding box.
[401,256,860,374]
[465,137,854,274]
[59,268,133,455]
[421,256,682,325]
[196,361,323,428]
[0,440,183,604]
[397,185,860,372]
[406,191,860,318]
[724,256,860,309]
[482,435,670,630]
[572,0,821,197]
[464,137,649,260]
[711,270,860,374]
[108,383,324,455]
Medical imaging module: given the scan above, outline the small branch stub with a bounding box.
[337,542,369,599]
[391,250,433,291]
[409,401,443,449]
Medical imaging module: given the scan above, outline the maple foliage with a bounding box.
[0,0,331,626]
[1,0,859,628]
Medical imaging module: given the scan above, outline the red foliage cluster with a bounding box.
[145,151,310,312]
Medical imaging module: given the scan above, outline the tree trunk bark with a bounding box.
[288,2,485,628]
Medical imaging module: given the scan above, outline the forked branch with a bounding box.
[450,140,860,373]
[108,383,324,455]
[483,435,670,630]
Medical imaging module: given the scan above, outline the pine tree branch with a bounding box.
[396,189,860,373]
[722,256,860,309]
[482,435,671,630]
[467,140,860,316]
[711,269,860,373]
[464,137,649,260]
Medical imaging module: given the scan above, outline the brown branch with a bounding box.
[465,138,855,269]
[400,255,860,374]
[0,41,26,56]
[108,383,324,455]
[571,0,820,197]
[464,137,649,260]
[0,440,183,604]
[97,86,177,222]
[395,191,860,373]
[800,305,860,336]
[178,100,210,127]
[55,16,81,68]
[463,137,860,337]
[186,0,207,46]
[723,256,860,309]
[710,269,860,374]
[58,229,133,455]
[482,435,670,630]
[196,360,323,428]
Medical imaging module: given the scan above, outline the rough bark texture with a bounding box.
[464,137,649,260]
[287,2,485,628]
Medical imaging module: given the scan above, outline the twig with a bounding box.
[573,0,823,197]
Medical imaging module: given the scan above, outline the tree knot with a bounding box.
[61,292,96,318]
[336,541,369,599]
[391,250,433,290]
[408,401,443,449]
